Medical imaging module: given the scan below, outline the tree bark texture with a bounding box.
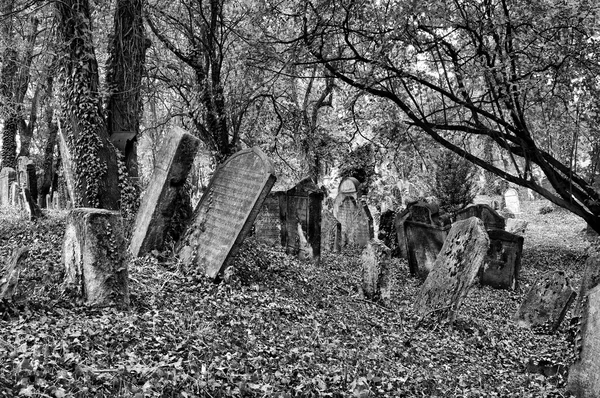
[54,0,121,210]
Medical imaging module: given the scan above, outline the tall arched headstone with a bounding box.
[177,147,276,280]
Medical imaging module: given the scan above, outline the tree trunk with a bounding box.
[39,66,58,208]
[0,0,18,169]
[105,0,148,180]
[55,0,121,210]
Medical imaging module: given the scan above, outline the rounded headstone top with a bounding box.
[338,177,360,194]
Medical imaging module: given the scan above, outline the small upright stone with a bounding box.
[414,217,489,322]
[130,127,200,257]
[504,188,521,214]
[515,271,576,332]
[63,208,129,307]
[361,239,392,304]
[479,230,523,290]
[0,167,16,207]
[568,285,600,398]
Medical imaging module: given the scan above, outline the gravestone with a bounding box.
[504,188,520,214]
[10,181,20,207]
[410,202,440,225]
[177,147,276,280]
[17,156,30,190]
[336,196,374,249]
[479,230,524,290]
[455,204,505,230]
[568,284,600,398]
[361,239,392,304]
[279,178,323,262]
[333,177,360,218]
[321,209,341,252]
[404,221,451,279]
[0,167,16,207]
[414,217,490,322]
[573,250,600,318]
[129,127,200,257]
[515,271,576,332]
[506,219,528,236]
[378,209,398,256]
[63,208,129,307]
[254,192,283,247]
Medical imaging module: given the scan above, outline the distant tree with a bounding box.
[432,151,478,215]
[300,0,600,232]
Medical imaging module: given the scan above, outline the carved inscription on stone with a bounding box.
[178,147,276,280]
[254,192,283,246]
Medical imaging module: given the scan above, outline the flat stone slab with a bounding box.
[130,127,200,257]
[515,270,576,332]
[568,285,600,397]
[414,217,489,322]
[177,147,276,280]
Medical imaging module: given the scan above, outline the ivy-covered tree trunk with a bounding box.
[39,65,58,208]
[106,0,148,180]
[0,0,18,170]
[55,0,121,210]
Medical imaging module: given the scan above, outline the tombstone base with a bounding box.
[63,208,129,307]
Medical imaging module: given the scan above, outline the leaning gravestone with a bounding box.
[361,239,392,304]
[504,188,521,214]
[455,204,506,231]
[279,178,323,262]
[177,147,276,280]
[568,284,600,398]
[321,209,341,252]
[63,208,129,307]
[129,127,200,257]
[515,271,576,332]
[573,249,600,318]
[254,192,283,247]
[0,167,16,207]
[404,220,451,279]
[479,230,524,290]
[414,217,490,322]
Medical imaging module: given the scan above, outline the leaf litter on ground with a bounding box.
[0,200,591,397]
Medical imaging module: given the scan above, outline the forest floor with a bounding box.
[0,199,594,398]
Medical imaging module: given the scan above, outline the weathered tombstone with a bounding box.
[361,239,392,303]
[254,192,283,247]
[568,284,600,398]
[17,156,30,189]
[10,181,20,207]
[455,204,506,231]
[504,188,520,214]
[414,217,490,322]
[0,247,29,299]
[129,127,201,257]
[515,271,576,332]
[279,178,323,262]
[321,209,341,252]
[378,209,398,256]
[337,196,374,249]
[177,147,276,280]
[405,221,451,279]
[333,177,361,218]
[479,230,524,290]
[506,218,528,236]
[63,208,129,307]
[0,167,16,207]
[410,202,439,225]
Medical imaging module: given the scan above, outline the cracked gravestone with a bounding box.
[414,217,490,322]
[177,147,276,280]
[479,229,523,290]
[515,271,576,332]
[568,284,600,398]
[130,127,200,257]
[404,220,451,279]
[63,208,129,307]
[361,239,393,304]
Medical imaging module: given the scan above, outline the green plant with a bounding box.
[432,151,478,215]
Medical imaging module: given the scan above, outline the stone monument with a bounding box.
[404,220,451,279]
[254,192,283,247]
[0,167,16,207]
[504,188,521,214]
[479,230,524,290]
[177,147,276,280]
